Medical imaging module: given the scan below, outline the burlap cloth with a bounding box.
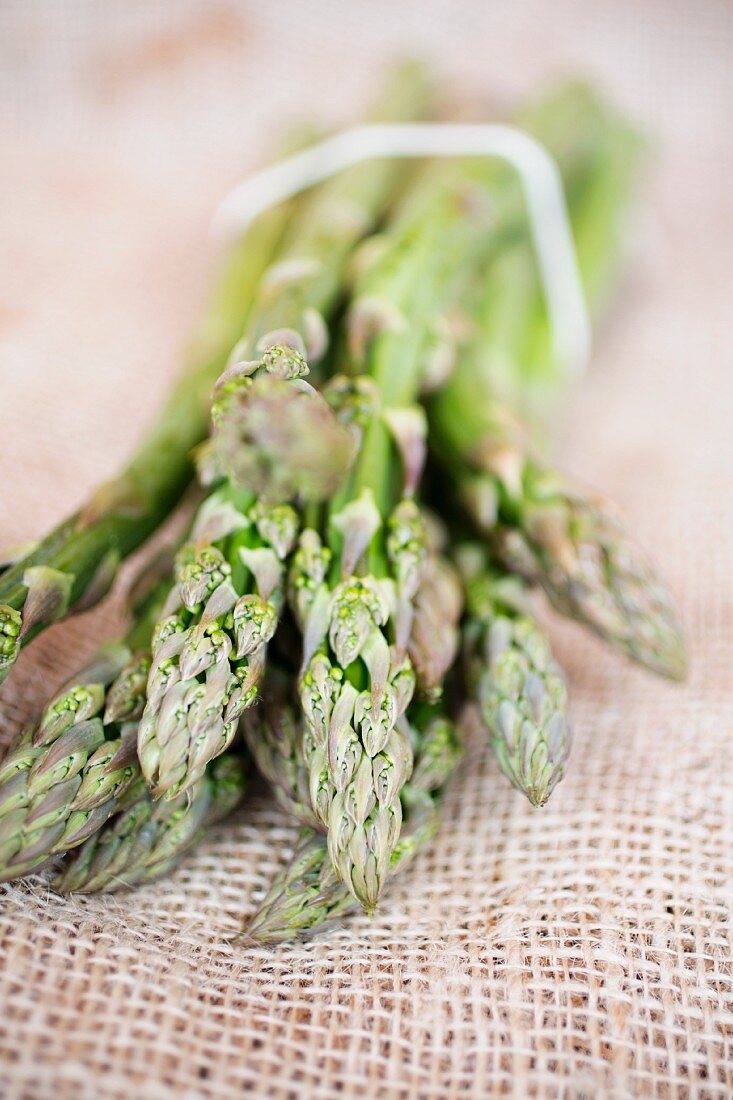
[1,3,732,1097]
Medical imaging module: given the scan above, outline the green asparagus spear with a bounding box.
[242,668,318,830]
[493,469,686,680]
[408,529,463,701]
[288,164,495,912]
[0,199,294,688]
[138,62,435,803]
[426,85,684,680]
[247,829,356,942]
[246,702,461,944]
[52,753,246,893]
[424,81,644,433]
[0,575,169,882]
[458,545,572,807]
[432,383,686,681]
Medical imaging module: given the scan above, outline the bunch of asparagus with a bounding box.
[0,65,685,942]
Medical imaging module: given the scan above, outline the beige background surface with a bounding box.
[1,2,732,1097]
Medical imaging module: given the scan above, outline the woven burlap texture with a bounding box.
[1,3,732,1098]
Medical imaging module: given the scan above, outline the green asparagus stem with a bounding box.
[508,81,646,421]
[0,202,294,688]
[408,538,463,702]
[417,80,642,432]
[246,701,461,944]
[0,576,169,882]
[247,830,356,942]
[427,85,684,680]
[138,62,435,803]
[137,492,299,799]
[458,545,572,807]
[429,84,644,433]
[242,668,318,829]
[287,165,493,912]
[52,753,246,893]
[493,469,686,680]
[435,391,686,680]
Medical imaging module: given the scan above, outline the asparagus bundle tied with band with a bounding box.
[1,69,686,943]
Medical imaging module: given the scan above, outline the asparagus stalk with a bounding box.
[458,544,572,807]
[242,667,318,830]
[138,62,435,803]
[506,81,646,420]
[0,574,169,882]
[408,518,463,701]
[248,829,356,941]
[246,701,461,944]
[52,753,246,893]
[0,63,431,687]
[422,82,643,435]
[434,387,685,680]
[286,165,494,912]
[427,87,685,680]
[404,82,642,433]
[0,201,294,688]
[492,469,685,679]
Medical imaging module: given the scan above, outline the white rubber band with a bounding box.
[213,123,591,377]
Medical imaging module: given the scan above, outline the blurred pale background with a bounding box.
[1,1,730,546]
[1,4,732,1099]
